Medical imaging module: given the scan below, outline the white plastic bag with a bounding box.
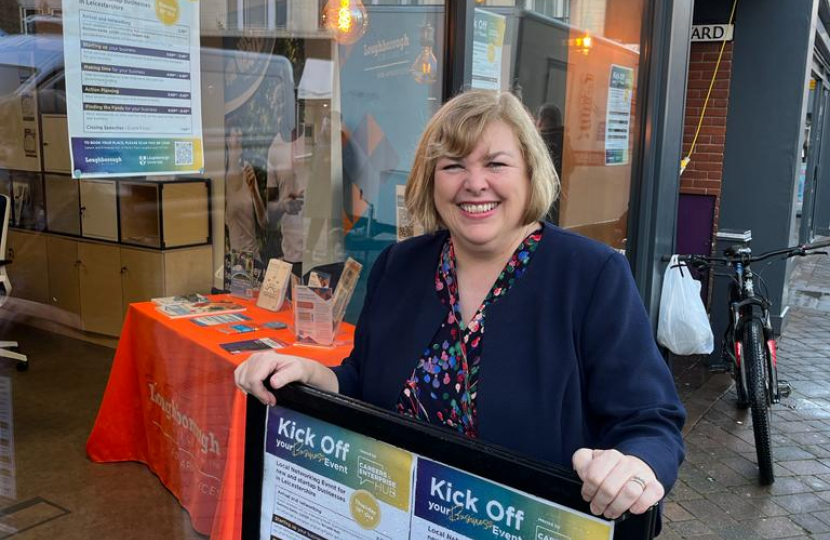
[657,255,714,355]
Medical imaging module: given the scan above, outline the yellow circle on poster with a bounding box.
[487,43,496,63]
[349,490,381,530]
[156,0,180,25]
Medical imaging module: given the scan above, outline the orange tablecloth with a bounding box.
[86,296,353,539]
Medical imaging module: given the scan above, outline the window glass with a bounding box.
[477,0,645,251]
[0,0,444,536]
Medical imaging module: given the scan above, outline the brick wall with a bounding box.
[681,41,733,213]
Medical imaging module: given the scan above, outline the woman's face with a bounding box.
[433,120,531,256]
[228,128,242,151]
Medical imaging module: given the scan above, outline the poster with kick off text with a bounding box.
[261,406,415,540]
[413,458,613,540]
[604,64,633,166]
[261,405,615,540]
[62,0,204,178]
[471,9,506,90]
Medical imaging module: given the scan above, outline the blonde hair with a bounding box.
[405,89,559,233]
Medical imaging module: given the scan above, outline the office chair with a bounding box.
[0,194,28,371]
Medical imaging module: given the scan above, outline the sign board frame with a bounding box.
[242,384,657,540]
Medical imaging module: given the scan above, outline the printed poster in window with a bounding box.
[62,0,204,177]
[604,64,634,166]
[471,9,506,90]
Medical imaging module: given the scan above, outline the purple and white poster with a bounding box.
[62,0,204,178]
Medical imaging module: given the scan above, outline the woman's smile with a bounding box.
[433,120,530,256]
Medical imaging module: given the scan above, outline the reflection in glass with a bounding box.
[411,23,438,85]
[0,375,15,503]
[321,0,369,45]
[11,172,45,230]
[475,1,644,252]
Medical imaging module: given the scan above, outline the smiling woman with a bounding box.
[432,122,532,261]
[235,89,686,530]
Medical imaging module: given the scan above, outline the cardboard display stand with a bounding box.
[243,385,656,540]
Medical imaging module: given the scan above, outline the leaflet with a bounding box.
[152,293,209,306]
[471,9,506,90]
[219,337,287,355]
[190,313,251,326]
[293,286,335,346]
[331,258,362,328]
[605,64,634,166]
[261,406,415,540]
[157,300,246,319]
[257,259,293,312]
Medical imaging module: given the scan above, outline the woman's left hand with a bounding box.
[572,448,664,519]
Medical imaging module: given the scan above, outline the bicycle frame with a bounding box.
[668,236,829,485]
[722,262,780,405]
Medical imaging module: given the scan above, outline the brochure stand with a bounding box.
[242,385,656,540]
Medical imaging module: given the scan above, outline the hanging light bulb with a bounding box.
[569,32,593,55]
[321,0,369,45]
[411,23,438,84]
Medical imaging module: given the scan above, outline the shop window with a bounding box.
[474,0,645,252]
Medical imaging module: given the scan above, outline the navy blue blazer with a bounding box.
[333,222,686,492]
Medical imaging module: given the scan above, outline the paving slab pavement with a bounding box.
[663,250,830,539]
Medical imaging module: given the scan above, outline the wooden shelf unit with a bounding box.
[3,173,214,337]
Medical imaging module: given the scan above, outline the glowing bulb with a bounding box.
[411,48,437,84]
[411,23,438,84]
[322,0,368,45]
[567,32,593,55]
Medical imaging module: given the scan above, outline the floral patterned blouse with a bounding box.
[396,228,543,437]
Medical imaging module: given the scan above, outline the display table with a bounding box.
[86,296,354,539]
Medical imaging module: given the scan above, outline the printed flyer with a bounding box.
[471,9,506,90]
[261,406,415,540]
[62,0,204,177]
[604,64,634,166]
[412,458,613,540]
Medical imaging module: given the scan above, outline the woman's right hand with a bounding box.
[234,352,320,406]
[243,164,258,191]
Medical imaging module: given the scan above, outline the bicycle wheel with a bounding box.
[744,319,774,485]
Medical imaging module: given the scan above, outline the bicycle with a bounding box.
[666,236,830,485]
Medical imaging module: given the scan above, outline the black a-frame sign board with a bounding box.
[243,384,656,540]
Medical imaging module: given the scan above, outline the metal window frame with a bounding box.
[626,0,694,322]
